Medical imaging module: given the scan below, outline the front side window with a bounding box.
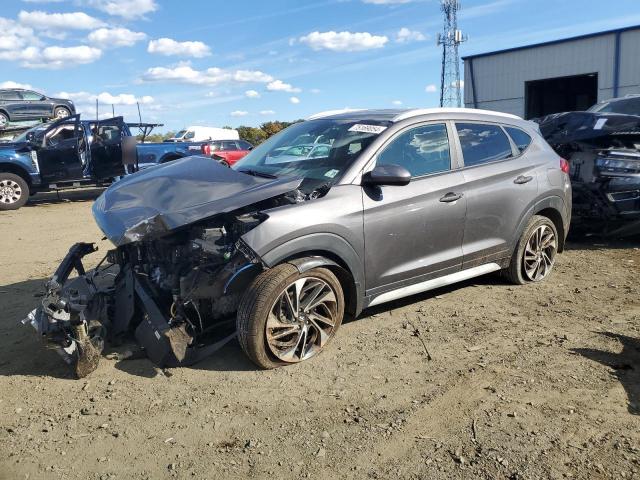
[21,91,43,101]
[184,130,195,140]
[504,127,532,153]
[377,123,451,177]
[456,123,513,167]
[233,118,388,187]
[588,97,640,115]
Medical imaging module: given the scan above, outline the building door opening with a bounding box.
[525,73,598,119]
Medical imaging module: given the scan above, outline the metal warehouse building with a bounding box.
[463,25,640,119]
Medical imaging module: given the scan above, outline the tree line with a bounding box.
[136,120,302,145]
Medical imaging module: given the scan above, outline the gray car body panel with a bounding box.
[244,109,570,314]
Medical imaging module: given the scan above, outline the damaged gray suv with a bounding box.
[24,108,572,377]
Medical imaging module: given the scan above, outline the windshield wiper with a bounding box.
[237,168,278,179]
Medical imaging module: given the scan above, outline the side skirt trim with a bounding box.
[367,263,501,307]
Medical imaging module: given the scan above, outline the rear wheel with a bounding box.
[0,112,8,129]
[54,106,71,119]
[237,264,344,369]
[504,215,558,285]
[0,173,29,210]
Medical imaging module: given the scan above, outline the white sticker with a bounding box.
[348,124,387,134]
[324,169,339,178]
[594,118,607,130]
[30,150,39,172]
[187,145,200,151]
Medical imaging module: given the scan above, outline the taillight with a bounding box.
[560,158,570,175]
[202,144,211,156]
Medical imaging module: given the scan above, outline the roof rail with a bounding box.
[306,108,365,121]
[392,107,522,122]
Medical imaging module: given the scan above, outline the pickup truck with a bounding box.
[0,115,211,210]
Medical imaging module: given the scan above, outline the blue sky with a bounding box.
[2,0,640,132]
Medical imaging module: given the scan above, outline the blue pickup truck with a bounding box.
[0,115,210,210]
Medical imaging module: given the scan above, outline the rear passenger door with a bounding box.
[454,122,539,268]
[363,122,467,293]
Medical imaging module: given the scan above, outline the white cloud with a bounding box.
[266,80,301,93]
[0,18,39,52]
[245,90,260,98]
[23,45,102,69]
[234,70,273,83]
[148,38,211,58]
[299,31,388,52]
[88,28,146,48]
[425,84,438,93]
[290,96,300,104]
[259,110,275,115]
[54,90,154,117]
[396,27,426,43]
[0,81,33,89]
[310,88,321,94]
[85,0,157,19]
[97,92,154,105]
[18,10,104,30]
[392,100,403,106]
[141,65,275,87]
[230,110,248,117]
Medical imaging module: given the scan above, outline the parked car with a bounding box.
[202,139,253,166]
[536,106,640,236]
[0,88,75,129]
[0,115,213,210]
[167,126,240,143]
[587,94,640,115]
[23,108,571,377]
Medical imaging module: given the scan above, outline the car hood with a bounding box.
[93,155,302,246]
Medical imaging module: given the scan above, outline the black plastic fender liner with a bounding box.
[287,256,340,273]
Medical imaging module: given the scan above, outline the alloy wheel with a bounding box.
[0,114,7,128]
[0,179,22,205]
[523,224,557,281]
[266,277,338,363]
[55,108,70,119]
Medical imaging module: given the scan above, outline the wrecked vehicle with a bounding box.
[24,108,571,377]
[536,108,640,236]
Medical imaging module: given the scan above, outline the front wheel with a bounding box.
[0,173,29,210]
[0,112,8,129]
[237,264,344,369]
[504,215,559,285]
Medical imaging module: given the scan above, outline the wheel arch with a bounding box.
[0,163,32,188]
[258,234,365,318]
[0,108,9,119]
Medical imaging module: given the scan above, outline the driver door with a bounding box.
[36,115,86,183]
[89,117,126,180]
[363,122,467,296]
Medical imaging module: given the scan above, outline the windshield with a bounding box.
[12,124,50,143]
[588,97,640,115]
[232,119,388,185]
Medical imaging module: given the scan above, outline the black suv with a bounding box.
[0,89,75,129]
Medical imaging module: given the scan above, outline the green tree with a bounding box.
[237,126,267,146]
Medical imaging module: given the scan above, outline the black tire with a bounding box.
[54,106,71,119]
[504,215,559,285]
[220,160,230,168]
[0,172,29,210]
[0,111,8,130]
[237,264,345,369]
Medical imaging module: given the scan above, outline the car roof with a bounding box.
[307,107,525,125]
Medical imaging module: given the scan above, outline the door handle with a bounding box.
[439,192,463,203]
[514,175,533,184]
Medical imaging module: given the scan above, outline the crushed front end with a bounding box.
[537,111,640,236]
[24,212,266,377]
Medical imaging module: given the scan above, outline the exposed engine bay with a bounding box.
[23,156,333,377]
[536,111,640,236]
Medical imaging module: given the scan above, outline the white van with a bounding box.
[168,126,240,143]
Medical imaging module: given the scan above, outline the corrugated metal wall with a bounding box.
[464,28,640,116]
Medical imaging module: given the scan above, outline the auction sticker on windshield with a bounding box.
[348,124,387,134]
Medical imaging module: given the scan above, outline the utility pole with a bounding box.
[437,0,467,107]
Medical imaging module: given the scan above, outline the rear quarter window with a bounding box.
[456,123,513,167]
[504,127,532,153]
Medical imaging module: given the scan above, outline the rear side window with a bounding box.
[456,123,513,167]
[377,123,451,178]
[222,141,238,151]
[0,90,21,100]
[237,140,253,150]
[504,127,532,153]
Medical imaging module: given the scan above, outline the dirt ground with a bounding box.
[0,190,639,480]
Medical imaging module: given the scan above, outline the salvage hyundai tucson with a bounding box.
[23,108,572,377]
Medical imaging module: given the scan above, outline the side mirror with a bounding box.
[25,131,39,146]
[362,164,411,187]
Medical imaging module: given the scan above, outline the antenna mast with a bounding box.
[437,0,467,107]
